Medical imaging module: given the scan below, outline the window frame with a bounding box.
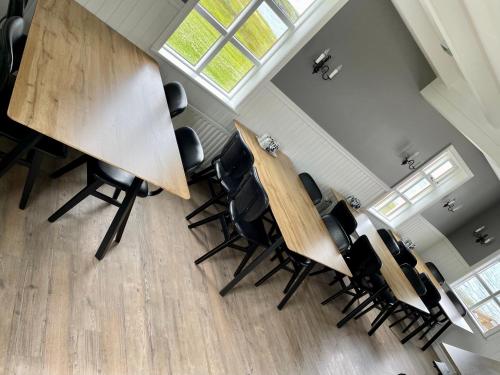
[153,0,326,107]
[368,145,473,227]
[451,253,500,338]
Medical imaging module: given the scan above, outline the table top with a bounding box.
[235,122,352,277]
[413,252,473,332]
[8,0,189,199]
[352,211,429,313]
[441,343,500,375]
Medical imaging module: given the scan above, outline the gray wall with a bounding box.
[448,201,500,265]
[272,0,500,248]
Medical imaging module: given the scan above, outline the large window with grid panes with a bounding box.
[368,145,473,227]
[452,254,500,337]
[157,0,317,98]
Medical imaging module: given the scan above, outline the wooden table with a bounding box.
[220,122,352,295]
[413,252,473,333]
[7,0,189,199]
[441,343,500,375]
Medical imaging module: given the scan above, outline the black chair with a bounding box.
[359,263,427,336]
[185,131,254,224]
[0,17,67,209]
[395,241,418,267]
[446,289,466,317]
[398,273,448,351]
[174,127,204,175]
[378,229,400,256]
[164,82,188,118]
[48,127,204,260]
[194,168,270,277]
[1,0,29,71]
[299,172,322,205]
[255,214,350,310]
[321,235,382,312]
[426,262,446,286]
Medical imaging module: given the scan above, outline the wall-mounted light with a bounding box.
[473,226,495,246]
[443,198,463,212]
[401,151,420,170]
[313,49,342,81]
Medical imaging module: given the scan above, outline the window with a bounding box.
[452,255,500,336]
[158,0,317,98]
[368,145,473,227]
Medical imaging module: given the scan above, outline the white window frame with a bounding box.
[368,145,473,227]
[152,0,346,110]
[451,252,500,338]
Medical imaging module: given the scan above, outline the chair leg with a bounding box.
[419,321,437,340]
[402,315,421,333]
[114,193,138,244]
[421,321,451,351]
[277,262,315,310]
[48,180,103,222]
[368,303,399,336]
[401,318,432,344]
[50,154,89,178]
[94,178,143,260]
[186,191,225,220]
[342,295,360,313]
[188,211,226,229]
[18,150,43,210]
[310,266,332,276]
[283,270,299,294]
[0,133,42,178]
[321,284,355,305]
[336,287,388,328]
[112,188,121,200]
[194,235,241,265]
[234,243,258,276]
[255,258,292,287]
[353,302,378,320]
[389,313,411,328]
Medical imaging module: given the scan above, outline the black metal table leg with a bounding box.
[220,237,284,296]
[421,320,451,351]
[19,149,44,209]
[277,261,316,310]
[94,177,143,261]
[0,133,42,178]
[368,302,399,336]
[337,286,388,328]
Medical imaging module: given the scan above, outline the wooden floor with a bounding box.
[0,162,438,375]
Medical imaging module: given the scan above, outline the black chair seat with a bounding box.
[285,249,312,266]
[91,160,149,197]
[233,217,269,246]
[174,127,204,173]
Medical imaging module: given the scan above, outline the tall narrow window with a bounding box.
[158,0,318,97]
[452,257,500,336]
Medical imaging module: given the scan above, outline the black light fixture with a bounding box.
[313,49,342,81]
[401,151,420,170]
[443,198,463,212]
[473,226,495,246]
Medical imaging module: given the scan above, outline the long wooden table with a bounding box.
[413,251,473,333]
[220,121,352,296]
[441,343,500,375]
[7,0,189,199]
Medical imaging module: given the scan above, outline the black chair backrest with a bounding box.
[395,241,418,267]
[230,168,269,222]
[174,127,204,173]
[400,263,427,296]
[330,200,357,236]
[425,262,446,285]
[299,173,322,205]
[349,235,382,276]
[378,229,400,257]
[322,214,350,253]
[219,132,254,180]
[0,16,23,92]
[446,290,467,317]
[6,0,28,18]
[164,81,187,118]
[419,273,442,309]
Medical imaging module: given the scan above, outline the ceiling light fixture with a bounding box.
[401,151,420,170]
[313,49,342,81]
[473,226,495,246]
[443,198,463,212]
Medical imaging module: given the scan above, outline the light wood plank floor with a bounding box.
[0,163,438,375]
